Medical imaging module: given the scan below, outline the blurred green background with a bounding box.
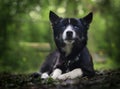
[0,0,120,73]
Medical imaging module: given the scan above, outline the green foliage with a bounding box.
[88,12,106,52]
[97,0,120,64]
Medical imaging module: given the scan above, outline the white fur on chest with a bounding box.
[63,43,73,56]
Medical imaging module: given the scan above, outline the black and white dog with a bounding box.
[40,11,95,80]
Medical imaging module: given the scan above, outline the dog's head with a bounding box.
[49,11,93,55]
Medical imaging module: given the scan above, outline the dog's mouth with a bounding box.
[64,38,75,44]
[63,35,75,44]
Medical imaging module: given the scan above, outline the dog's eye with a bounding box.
[74,26,79,29]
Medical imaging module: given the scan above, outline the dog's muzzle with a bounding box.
[63,31,76,44]
[66,31,73,40]
[62,25,76,44]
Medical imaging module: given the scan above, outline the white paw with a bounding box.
[41,73,49,79]
[58,74,69,80]
[58,68,83,80]
[51,75,58,80]
[51,69,62,80]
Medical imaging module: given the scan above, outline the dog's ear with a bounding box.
[82,12,93,26]
[49,11,61,24]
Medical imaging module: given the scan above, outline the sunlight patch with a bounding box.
[57,7,66,13]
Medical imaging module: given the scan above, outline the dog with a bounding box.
[40,11,95,80]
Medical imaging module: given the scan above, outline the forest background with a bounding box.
[0,0,120,73]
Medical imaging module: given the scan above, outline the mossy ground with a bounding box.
[0,69,120,89]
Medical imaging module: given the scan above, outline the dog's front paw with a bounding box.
[58,74,69,80]
[51,75,58,80]
[58,68,83,80]
[51,69,62,80]
[41,73,49,79]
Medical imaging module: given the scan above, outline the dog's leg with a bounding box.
[51,68,62,79]
[58,68,83,80]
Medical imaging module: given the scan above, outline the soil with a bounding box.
[0,69,120,89]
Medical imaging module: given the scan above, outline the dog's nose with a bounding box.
[66,31,73,38]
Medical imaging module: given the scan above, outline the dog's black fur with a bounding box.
[40,11,95,79]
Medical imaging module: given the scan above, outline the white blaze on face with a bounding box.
[62,25,76,41]
[62,25,76,56]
